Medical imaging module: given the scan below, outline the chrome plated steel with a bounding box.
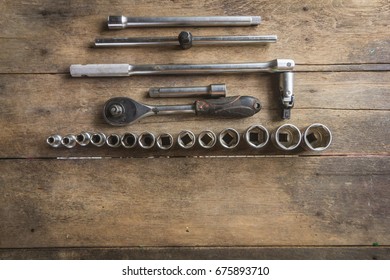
[272,124,301,151]
[46,134,62,148]
[149,83,226,98]
[95,32,276,49]
[107,15,261,29]
[302,123,332,151]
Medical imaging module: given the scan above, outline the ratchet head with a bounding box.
[103,97,152,126]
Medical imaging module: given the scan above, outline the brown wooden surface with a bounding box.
[1,247,389,260]
[0,0,389,259]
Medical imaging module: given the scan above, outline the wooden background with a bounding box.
[0,0,389,259]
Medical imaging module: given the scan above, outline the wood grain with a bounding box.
[0,72,389,157]
[0,0,389,74]
[0,157,389,248]
[1,247,389,260]
[0,0,389,259]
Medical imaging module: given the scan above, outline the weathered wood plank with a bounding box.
[0,0,389,73]
[0,157,389,248]
[1,247,389,260]
[0,72,388,157]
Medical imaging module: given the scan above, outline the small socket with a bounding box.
[219,128,240,149]
[76,132,91,146]
[121,132,138,148]
[302,123,332,151]
[156,133,174,150]
[198,130,217,148]
[272,124,301,151]
[138,132,156,149]
[61,134,77,149]
[177,130,196,149]
[46,135,62,148]
[106,133,121,148]
[244,125,269,148]
[91,132,106,147]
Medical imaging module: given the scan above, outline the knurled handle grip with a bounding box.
[195,96,261,118]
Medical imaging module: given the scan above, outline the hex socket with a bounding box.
[156,133,174,150]
[47,134,62,148]
[76,132,91,146]
[121,132,138,148]
[272,124,301,151]
[106,133,122,148]
[138,132,156,149]
[61,134,77,149]
[198,130,217,149]
[177,130,196,149]
[244,125,269,148]
[302,123,332,151]
[219,128,240,149]
[91,132,107,147]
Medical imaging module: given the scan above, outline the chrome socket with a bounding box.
[244,125,269,148]
[91,132,106,147]
[121,132,138,148]
[106,133,121,148]
[177,130,196,149]
[219,128,240,149]
[272,124,301,151]
[302,123,332,151]
[198,130,217,149]
[61,134,77,149]
[156,133,174,150]
[46,134,62,148]
[138,132,156,149]
[76,132,91,146]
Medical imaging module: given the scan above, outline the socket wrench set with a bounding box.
[48,15,332,152]
[47,123,332,152]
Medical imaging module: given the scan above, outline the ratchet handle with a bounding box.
[195,96,261,118]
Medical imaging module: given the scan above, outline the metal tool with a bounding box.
[76,132,91,146]
[107,15,261,29]
[302,123,332,151]
[138,132,156,149]
[198,130,217,149]
[47,135,62,148]
[95,31,277,50]
[70,59,294,119]
[71,59,293,77]
[244,125,269,148]
[280,72,294,119]
[62,134,77,149]
[272,124,301,151]
[103,96,261,126]
[91,132,106,147]
[156,133,174,150]
[177,130,196,149]
[106,134,122,148]
[121,132,138,148]
[149,83,226,98]
[219,128,240,149]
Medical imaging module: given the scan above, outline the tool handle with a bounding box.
[195,96,261,118]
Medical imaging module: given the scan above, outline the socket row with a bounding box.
[47,123,332,152]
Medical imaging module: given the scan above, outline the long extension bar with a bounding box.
[108,15,261,29]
